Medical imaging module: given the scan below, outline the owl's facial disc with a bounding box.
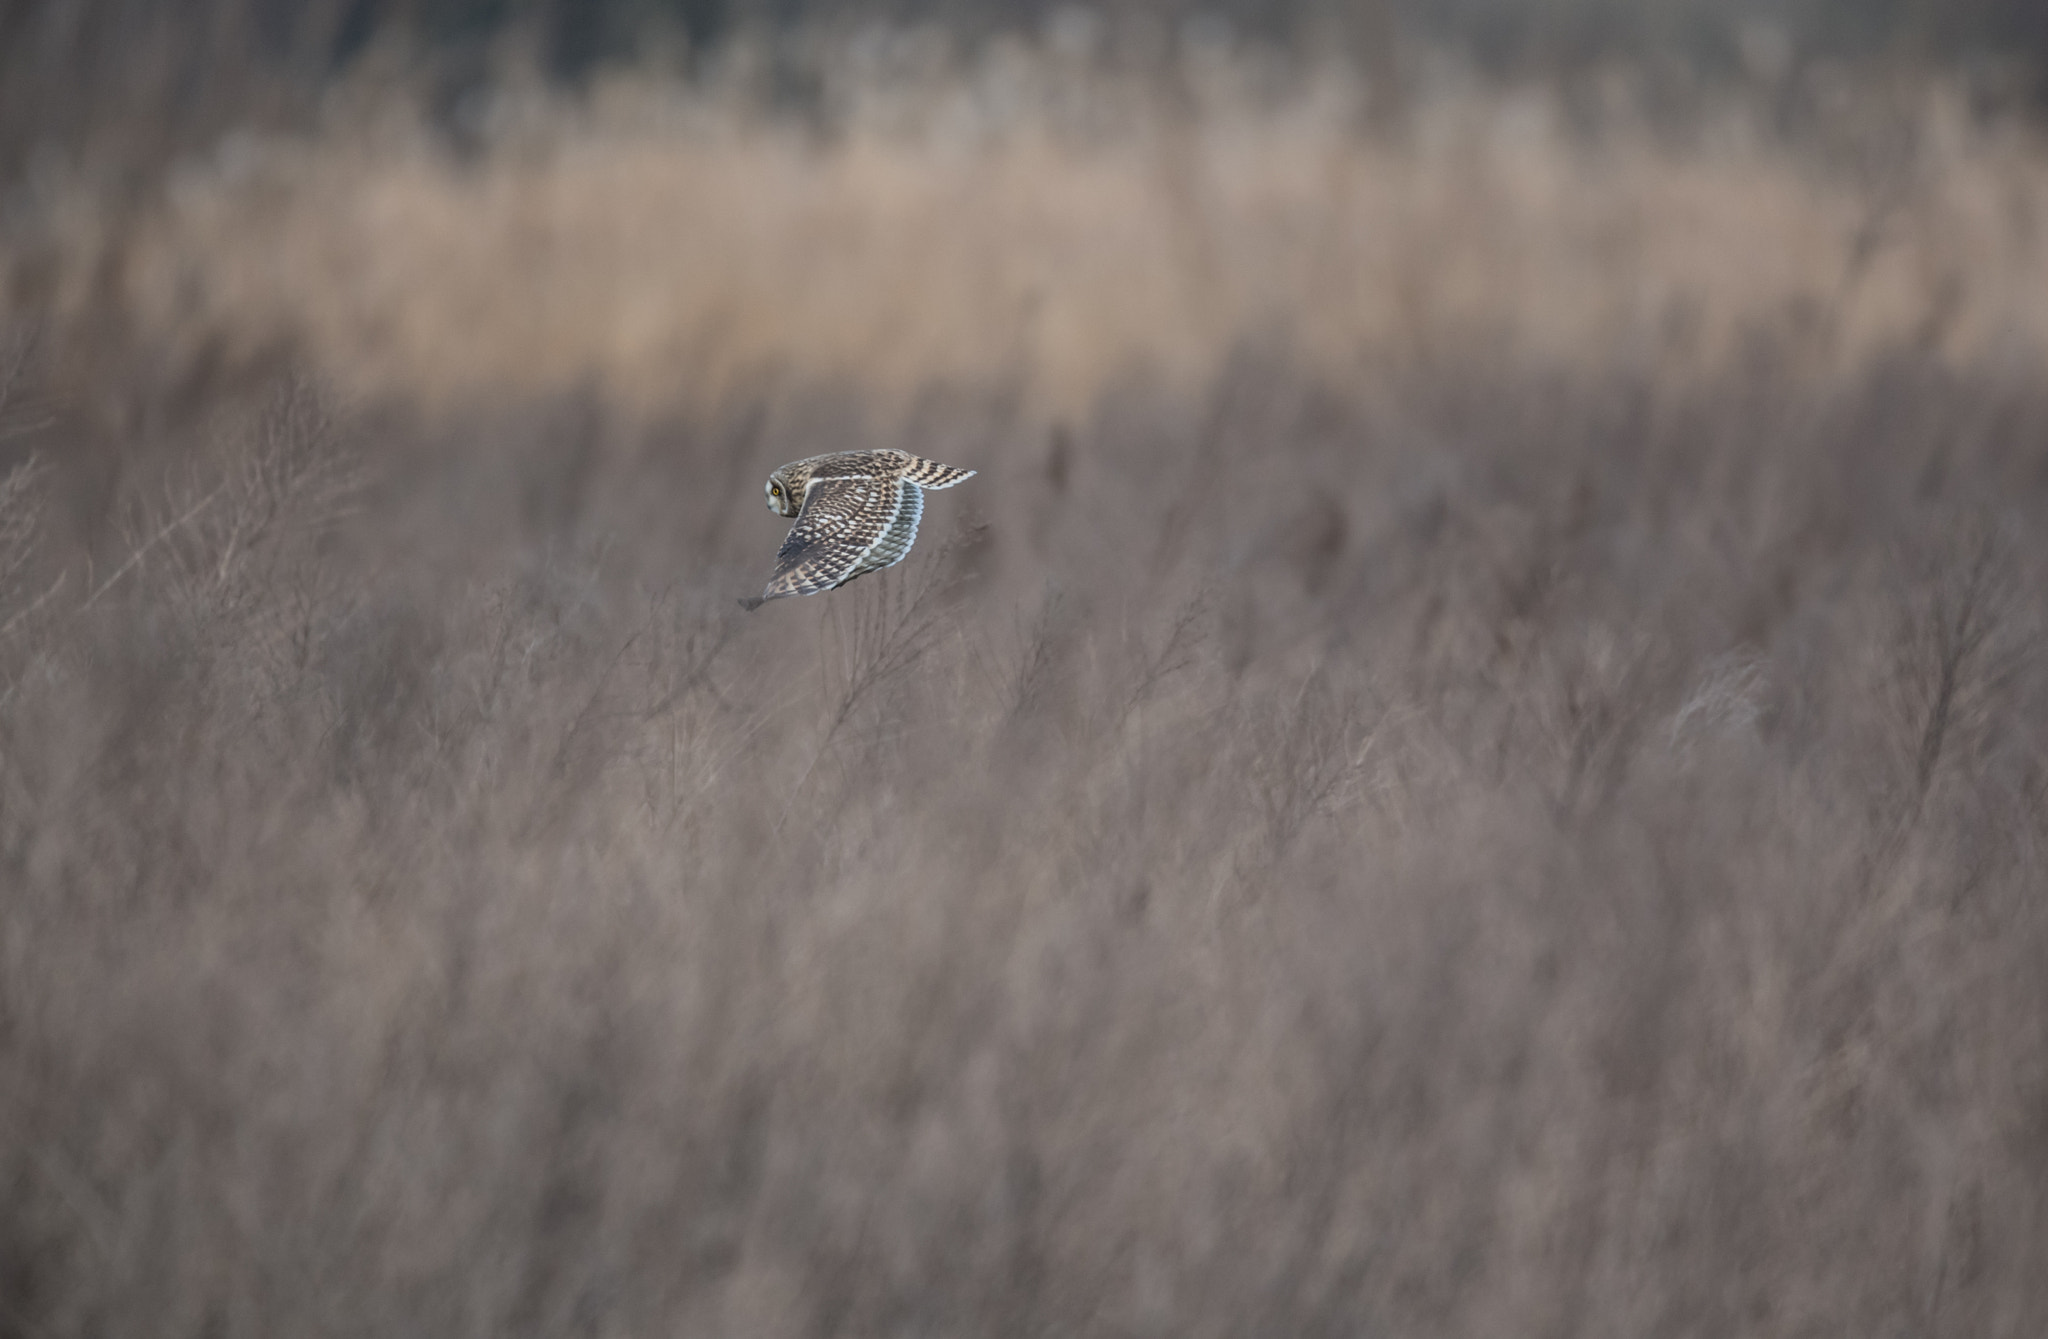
[766,478,783,512]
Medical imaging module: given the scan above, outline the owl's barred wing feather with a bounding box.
[760,477,905,601]
[849,481,923,581]
[902,458,974,489]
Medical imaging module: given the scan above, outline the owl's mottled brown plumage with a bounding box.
[747,450,975,606]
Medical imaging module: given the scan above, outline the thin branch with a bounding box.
[82,482,228,610]
[0,570,67,640]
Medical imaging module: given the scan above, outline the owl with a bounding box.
[746,450,976,606]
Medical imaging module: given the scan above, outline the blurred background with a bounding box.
[3,2,2048,1336]
[9,0,2048,424]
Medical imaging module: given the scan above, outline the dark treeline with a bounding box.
[3,0,2046,182]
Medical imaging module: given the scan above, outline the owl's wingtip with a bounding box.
[744,581,807,608]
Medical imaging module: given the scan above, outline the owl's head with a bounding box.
[764,467,803,518]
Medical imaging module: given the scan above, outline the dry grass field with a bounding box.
[3,25,2048,1337]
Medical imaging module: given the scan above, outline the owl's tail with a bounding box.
[903,457,976,490]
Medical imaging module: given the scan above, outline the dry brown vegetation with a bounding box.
[32,51,2048,418]
[3,34,2048,1338]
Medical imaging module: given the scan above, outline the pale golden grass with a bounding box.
[22,54,2048,419]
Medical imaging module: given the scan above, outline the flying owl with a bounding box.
[745,450,976,606]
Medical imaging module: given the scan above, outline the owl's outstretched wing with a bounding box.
[759,476,906,601]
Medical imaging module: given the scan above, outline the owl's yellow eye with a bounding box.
[771,483,781,495]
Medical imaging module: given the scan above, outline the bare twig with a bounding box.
[773,524,980,833]
[82,481,228,610]
[0,570,67,641]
